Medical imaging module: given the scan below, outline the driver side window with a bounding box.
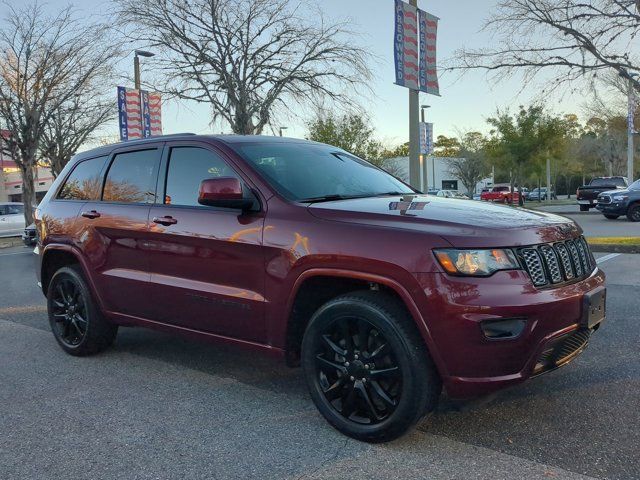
[165,146,239,207]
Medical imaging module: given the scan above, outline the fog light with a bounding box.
[481,318,526,340]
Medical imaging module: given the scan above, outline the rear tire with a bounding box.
[627,204,640,222]
[579,205,589,212]
[47,266,117,356]
[301,290,441,443]
[604,214,619,220]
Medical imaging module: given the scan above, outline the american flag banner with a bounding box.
[118,87,163,141]
[394,0,420,91]
[148,92,163,136]
[117,86,143,141]
[419,9,440,96]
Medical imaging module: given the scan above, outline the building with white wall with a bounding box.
[386,156,493,195]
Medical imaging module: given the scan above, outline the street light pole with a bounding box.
[408,0,420,190]
[627,74,638,182]
[420,105,431,191]
[133,50,155,91]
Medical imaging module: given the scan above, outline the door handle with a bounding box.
[153,216,178,226]
[81,210,101,219]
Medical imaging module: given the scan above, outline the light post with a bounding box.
[279,126,288,137]
[420,105,431,191]
[624,72,639,182]
[134,50,155,90]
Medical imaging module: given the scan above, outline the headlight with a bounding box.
[613,195,628,202]
[434,249,520,276]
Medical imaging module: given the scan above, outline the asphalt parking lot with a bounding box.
[0,245,638,480]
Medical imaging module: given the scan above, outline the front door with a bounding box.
[146,143,266,342]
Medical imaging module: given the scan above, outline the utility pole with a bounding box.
[627,74,638,182]
[408,0,420,190]
[134,50,155,90]
[279,126,288,137]
[546,158,552,205]
[420,105,430,191]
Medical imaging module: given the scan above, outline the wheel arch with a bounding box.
[40,244,103,309]
[282,268,447,378]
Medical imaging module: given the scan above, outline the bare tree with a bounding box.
[41,92,115,178]
[116,0,372,134]
[0,3,119,223]
[454,0,640,92]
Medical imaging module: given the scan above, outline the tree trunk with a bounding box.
[20,164,36,225]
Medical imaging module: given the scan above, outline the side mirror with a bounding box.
[198,177,253,211]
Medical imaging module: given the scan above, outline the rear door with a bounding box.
[145,142,266,342]
[78,145,162,319]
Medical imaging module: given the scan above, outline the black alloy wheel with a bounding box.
[628,204,640,222]
[314,315,401,425]
[50,276,88,347]
[47,266,117,356]
[302,291,441,442]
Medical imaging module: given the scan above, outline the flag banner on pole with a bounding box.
[141,90,152,138]
[419,122,434,154]
[394,0,420,91]
[418,9,440,96]
[117,86,143,141]
[118,87,162,141]
[148,92,163,136]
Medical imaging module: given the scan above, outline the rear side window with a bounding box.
[103,149,160,203]
[164,147,238,207]
[6,204,24,214]
[57,156,108,200]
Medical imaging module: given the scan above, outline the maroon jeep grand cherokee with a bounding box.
[35,135,606,442]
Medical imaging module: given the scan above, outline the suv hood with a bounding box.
[307,195,581,248]
[600,189,629,196]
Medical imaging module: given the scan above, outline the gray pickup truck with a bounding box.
[576,176,628,211]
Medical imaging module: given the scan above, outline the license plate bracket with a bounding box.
[582,287,606,328]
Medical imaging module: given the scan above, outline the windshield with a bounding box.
[233,143,414,201]
[590,177,626,187]
[493,186,510,192]
[629,179,640,190]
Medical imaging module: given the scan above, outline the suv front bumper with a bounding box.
[596,202,628,216]
[413,268,606,399]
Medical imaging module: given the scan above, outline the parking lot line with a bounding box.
[596,253,621,264]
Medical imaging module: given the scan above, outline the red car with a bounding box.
[480,183,522,203]
[35,135,605,442]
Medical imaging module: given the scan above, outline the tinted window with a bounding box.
[103,150,159,203]
[57,156,107,200]
[233,143,412,201]
[590,177,626,187]
[494,186,509,192]
[165,147,238,207]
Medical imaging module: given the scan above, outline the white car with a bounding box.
[0,202,26,237]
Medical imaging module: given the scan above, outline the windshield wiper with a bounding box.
[299,194,377,203]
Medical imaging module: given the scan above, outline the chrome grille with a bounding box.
[521,249,547,286]
[555,243,575,280]
[518,236,594,288]
[539,245,563,283]
[567,241,583,277]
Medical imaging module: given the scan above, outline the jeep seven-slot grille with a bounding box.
[518,236,595,287]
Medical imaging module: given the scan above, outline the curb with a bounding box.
[0,237,23,249]
[588,244,640,254]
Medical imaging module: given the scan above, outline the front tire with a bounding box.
[47,266,117,356]
[301,291,441,443]
[628,204,640,222]
[579,205,589,212]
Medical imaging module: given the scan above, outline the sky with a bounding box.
[32,0,596,149]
